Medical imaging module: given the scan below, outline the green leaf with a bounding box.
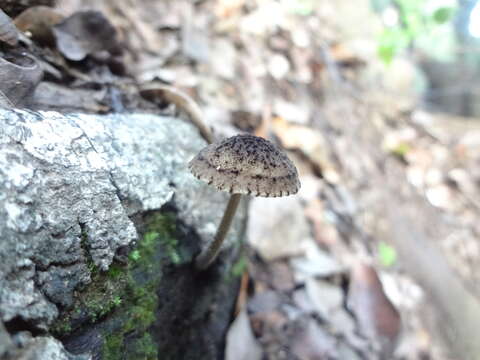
[231,256,247,277]
[377,28,409,64]
[378,42,396,64]
[390,142,411,157]
[378,242,397,267]
[285,0,315,16]
[432,7,454,24]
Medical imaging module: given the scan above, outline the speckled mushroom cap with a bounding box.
[188,134,300,197]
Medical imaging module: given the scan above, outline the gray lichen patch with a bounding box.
[0,108,248,360]
[6,335,88,360]
[0,108,238,333]
[36,264,91,309]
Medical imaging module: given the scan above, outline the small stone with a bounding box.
[268,53,290,79]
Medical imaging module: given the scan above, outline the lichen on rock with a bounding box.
[0,109,247,359]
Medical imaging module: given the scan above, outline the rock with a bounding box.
[181,13,210,64]
[305,278,343,320]
[247,196,310,261]
[269,261,295,291]
[290,240,344,282]
[8,336,89,360]
[0,109,247,359]
[210,38,237,80]
[267,53,290,79]
[0,322,12,357]
[36,264,91,309]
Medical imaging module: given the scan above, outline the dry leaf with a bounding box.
[347,262,401,356]
[32,82,109,112]
[0,52,42,106]
[290,318,338,359]
[53,10,120,61]
[272,116,339,181]
[14,6,64,45]
[231,110,261,133]
[0,9,19,46]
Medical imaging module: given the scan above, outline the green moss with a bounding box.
[103,333,123,360]
[50,321,72,335]
[80,224,98,275]
[129,249,141,262]
[107,263,125,279]
[142,213,181,265]
[230,255,247,278]
[52,212,179,360]
[123,283,158,333]
[129,333,158,360]
[99,212,177,360]
[85,292,124,322]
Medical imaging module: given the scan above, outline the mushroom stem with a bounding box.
[195,193,242,270]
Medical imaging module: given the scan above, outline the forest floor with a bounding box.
[3,0,480,359]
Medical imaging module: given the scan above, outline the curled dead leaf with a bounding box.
[53,10,120,61]
[0,0,56,18]
[347,262,401,356]
[0,52,43,106]
[14,6,64,45]
[290,318,338,359]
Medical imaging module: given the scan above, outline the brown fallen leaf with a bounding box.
[347,262,401,357]
[234,271,249,317]
[231,110,261,133]
[250,310,288,337]
[290,318,338,359]
[0,0,56,18]
[329,43,365,67]
[253,103,271,139]
[53,10,120,61]
[14,6,64,46]
[304,198,341,247]
[272,116,339,182]
[0,9,19,46]
[214,0,245,18]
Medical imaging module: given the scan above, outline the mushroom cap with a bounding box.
[188,134,300,197]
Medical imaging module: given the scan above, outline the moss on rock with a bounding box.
[51,212,180,360]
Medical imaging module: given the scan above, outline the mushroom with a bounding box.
[188,134,300,270]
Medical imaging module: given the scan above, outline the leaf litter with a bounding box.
[4,0,480,359]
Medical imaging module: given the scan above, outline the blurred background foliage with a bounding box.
[373,0,458,63]
[370,0,480,117]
